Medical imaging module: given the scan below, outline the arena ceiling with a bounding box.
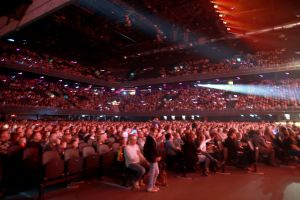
[1,0,300,70]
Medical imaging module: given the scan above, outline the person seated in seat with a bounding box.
[250,130,276,166]
[182,132,198,172]
[63,132,73,149]
[69,138,79,150]
[196,133,220,173]
[282,128,300,163]
[224,128,239,165]
[27,131,43,149]
[164,133,183,170]
[96,134,110,155]
[0,128,11,195]
[44,132,61,153]
[124,135,148,190]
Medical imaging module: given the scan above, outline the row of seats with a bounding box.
[1,142,117,200]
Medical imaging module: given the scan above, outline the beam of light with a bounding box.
[78,0,237,58]
[198,84,300,100]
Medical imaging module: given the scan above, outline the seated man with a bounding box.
[124,135,148,189]
[224,129,239,164]
[164,133,183,169]
[250,130,276,165]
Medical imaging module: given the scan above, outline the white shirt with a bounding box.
[198,139,211,152]
[124,144,141,167]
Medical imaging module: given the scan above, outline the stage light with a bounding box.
[219,14,223,17]
[227,27,231,31]
[7,38,15,42]
[228,80,233,85]
[214,5,218,9]
[223,21,227,25]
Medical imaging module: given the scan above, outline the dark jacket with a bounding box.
[143,135,159,163]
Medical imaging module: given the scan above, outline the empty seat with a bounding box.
[23,147,42,185]
[64,149,83,178]
[39,151,65,200]
[82,146,99,177]
[42,151,65,180]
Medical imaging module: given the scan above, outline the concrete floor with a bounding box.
[5,165,300,200]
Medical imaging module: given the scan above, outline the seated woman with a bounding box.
[195,133,219,175]
[282,129,300,163]
[124,135,149,190]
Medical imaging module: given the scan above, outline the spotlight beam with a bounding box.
[198,84,300,100]
[78,0,237,58]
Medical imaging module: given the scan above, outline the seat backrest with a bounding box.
[64,149,80,161]
[79,143,89,152]
[111,143,120,152]
[43,151,61,165]
[22,147,41,183]
[7,145,22,156]
[44,159,65,180]
[97,144,110,156]
[41,151,65,180]
[23,147,39,160]
[82,146,97,158]
[101,151,115,167]
[223,147,228,161]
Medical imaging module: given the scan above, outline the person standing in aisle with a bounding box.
[143,127,161,192]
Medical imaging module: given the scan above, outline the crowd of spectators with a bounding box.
[154,49,298,79]
[1,72,300,112]
[0,42,126,82]
[125,49,298,81]
[1,42,298,83]
[1,120,300,193]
